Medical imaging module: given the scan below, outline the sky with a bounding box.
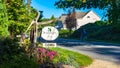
[31,0,107,20]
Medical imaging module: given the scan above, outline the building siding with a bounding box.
[77,11,101,29]
[59,10,101,29]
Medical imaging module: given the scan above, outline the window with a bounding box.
[87,16,90,18]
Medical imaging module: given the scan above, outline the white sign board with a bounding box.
[43,43,57,47]
[41,26,59,41]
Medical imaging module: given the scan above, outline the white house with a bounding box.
[59,10,101,29]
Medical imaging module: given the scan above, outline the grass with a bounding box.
[50,47,93,67]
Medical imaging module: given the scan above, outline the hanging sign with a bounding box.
[41,26,59,41]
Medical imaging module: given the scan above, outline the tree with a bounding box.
[51,15,56,20]
[38,11,43,22]
[0,0,9,37]
[5,0,27,38]
[55,0,120,23]
[65,8,77,33]
[5,0,37,38]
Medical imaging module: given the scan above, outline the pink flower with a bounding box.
[36,47,58,63]
[38,48,46,53]
[46,51,58,60]
[50,55,54,60]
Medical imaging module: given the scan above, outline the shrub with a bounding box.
[0,37,38,68]
[0,37,25,62]
[59,29,74,38]
[71,22,102,39]
[71,21,120,43]
[0,55,38,68]
[36,47,58,64]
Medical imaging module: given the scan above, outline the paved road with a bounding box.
[40,38,120,63]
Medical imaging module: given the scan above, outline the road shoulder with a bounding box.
[85,59,120,68]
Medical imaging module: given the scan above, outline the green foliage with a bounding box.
[38,21,56,31]
[55,0,120,23]
[59,29,73,38]
[0,37,38,68]
[5,0,37,37]
[71,21,105,39]
[0,55,38,68]
[38,11,43,22]
[107,0,120,23]
[0,37,25,62]
[88,23,120,43]
[40,18,50,22]
[20,38,31,52]
[71,21,120,43]
[55,0,83,9]
[0,0,39,68]
[8,22,27,37]
[0,0,9,37]
[51,47,93,67]
[50,15,56,20]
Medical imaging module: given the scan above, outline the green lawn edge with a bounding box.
[50,47,93,67]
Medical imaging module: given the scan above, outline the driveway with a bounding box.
[56,38,120,63]
[40,38,120,63]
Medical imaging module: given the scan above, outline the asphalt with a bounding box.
[39,38,120,64]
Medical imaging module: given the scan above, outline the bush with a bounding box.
[71,21,120,43]
[70,23,101,39]
[0,56,38,68]
[88,23,120,42]
[0,37,38,68]
[0,38,24,62]
[59,30,74,38]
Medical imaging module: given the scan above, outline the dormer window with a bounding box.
[87,16,90,18]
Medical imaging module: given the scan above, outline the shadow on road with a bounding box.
[39,38,120,63]
[92,48,120,63]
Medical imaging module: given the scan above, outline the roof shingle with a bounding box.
[76,12,87,18]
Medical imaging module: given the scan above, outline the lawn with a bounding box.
[50,47,93,68]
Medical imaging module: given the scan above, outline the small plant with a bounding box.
[36,47,58,64]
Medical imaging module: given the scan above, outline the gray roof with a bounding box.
[76,12,87,18]
[60,12,88,19]
[59,10,101,23]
